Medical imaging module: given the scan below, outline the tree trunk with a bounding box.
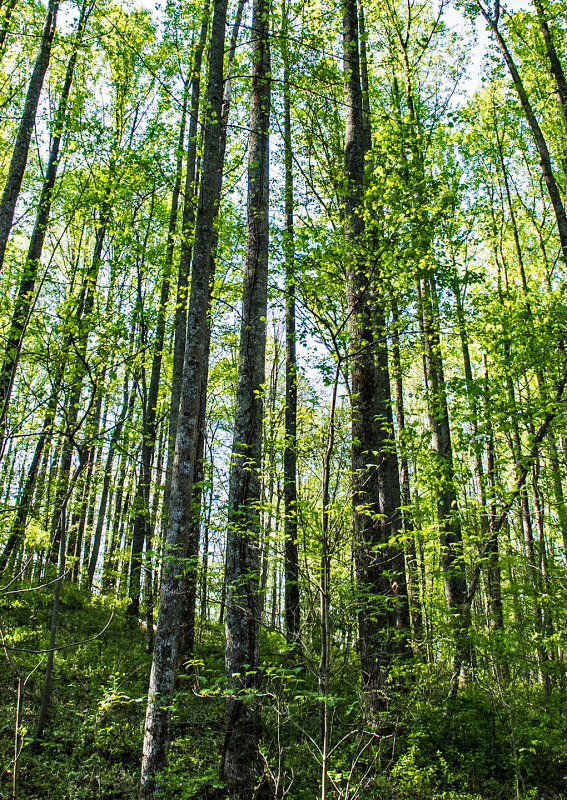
[220,0,270,793]
[0,0,19,56]
[533,0,567,140]
[35,456,87,742]
[0,390,57,575]
[282,7,300,652]
[477,0,567,260]
[390,293,423,638]
[416,274,470,696]
[319,366,339,800]
[343,0,408,720]
[87,374,131,587]
[139,0,229,792]
[0,0,59,274]
[0,1,89,450]
[47,204,107,567]
[127,94,189,616]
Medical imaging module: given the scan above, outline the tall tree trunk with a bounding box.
[139,0,229,793]
[178,371,207,661]
[102,443,131,591]
[220,0,270,793]
[533,0,567,145]
[281,4,301,653]
[68,373,105,581]
[493,131,567,550]
[34,455,87,742]
[127,96,189,616]
[481,355,505,634]
[343,0,408,721]
[319,366,339,800]
[47,203,107,567]
[162,24,208,528]
[0,0,59,275]
[127,186,159,615]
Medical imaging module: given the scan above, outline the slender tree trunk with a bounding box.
[162,29,207,527]
[220,0,270,794]
[102,387,135,590]
[452,280,506,641]
[35,457,86,742]
[81,409,107,577]
[0,0,19,56]
[199,474,213,640]
[319,367,339,800]
[178,374,207,661]
[127,186,160,615]
[87,375,131,587]
[0,0,59,275]
[481,355,505,633]
[282,9,300,652]
[0,391,57,575]
[390,294,423,638]
[68,375,105,581]
[477,0,567,260]
[533,0,567,140]
[494,137,567,550]
[416,275,470,696]
[47,208,107,567]
[189,0,247,639]
[0,1,89,449]
[128,110,188,616]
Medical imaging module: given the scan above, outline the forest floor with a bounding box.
[1,585,567,799]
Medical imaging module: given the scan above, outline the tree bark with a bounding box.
[139,0,229,793]
[390,293,423,638]
[220,0,270,793]
[533,0,567,136]
[0,0,59,274]
[343,0,408,720]
[127,88,190,617]
[281,10,300,652]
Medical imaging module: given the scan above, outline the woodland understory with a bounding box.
[1,0,567,796]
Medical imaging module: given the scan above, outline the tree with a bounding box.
[220,0,270,793]
[0,0,58,277]
[139,0,229,792]
[343,0,408,719]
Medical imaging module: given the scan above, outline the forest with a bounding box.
[1,0,567,796]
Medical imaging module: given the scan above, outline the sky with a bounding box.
[444,0,534,95]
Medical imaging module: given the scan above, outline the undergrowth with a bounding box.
[1,588,566,799]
